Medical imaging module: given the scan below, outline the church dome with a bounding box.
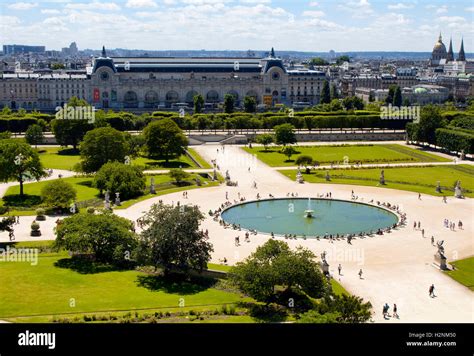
[431,34,447,61]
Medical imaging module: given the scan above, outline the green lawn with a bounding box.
[37,147,210,170]
[2,173,219,215]
[37,147,81,170]
[446,256,474,291]
[187,148,212,169]
[279,165,474,197]
[244,144,450,167]
[0,253,244,320]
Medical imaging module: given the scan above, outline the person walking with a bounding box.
[429,284,435,297]
[393,304,399,319]
[338,264,342,275]
[421,229,425,238]
[431,236,435,245]
[358,269,363,279]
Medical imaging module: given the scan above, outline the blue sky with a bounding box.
[0,0,473,52]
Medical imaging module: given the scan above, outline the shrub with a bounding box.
[86,207,95,214]
[41,179,77,209]
[93,162,146,200]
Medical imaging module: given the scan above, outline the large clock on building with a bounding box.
[100,71,109,81]
[272,71,280,80]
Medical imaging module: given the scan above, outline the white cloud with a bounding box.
[126,0,158,7]
[41,9,61,14]
[438,16,466,23]
[466,6,474,12]
[8,2,38,10]
[240,0,271,4]
[65,1,121,11]
[387,3,413,10]
[0,15,21,25]
[309,1,318,6]
[339,0,373,18]
[302,10,325,18]
[436,5,448,14]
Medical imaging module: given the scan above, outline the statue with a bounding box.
[104,190,111,210]
[225,170,230,180]
[379,170,385,185]
[325,171,331,181]
[213,169,218,181]
[150,177,156,194]
[435,181,441,193]
[115,192,121,206]
[320,251,329,274]
[460,149,465,161]
[195,177,202,186]
[434,240,447,270]
[296,170,304,183]
[454,180,462,198]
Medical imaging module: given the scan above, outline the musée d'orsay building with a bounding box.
[0,47,326,111]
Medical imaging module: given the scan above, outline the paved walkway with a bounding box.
[1,144,473,323]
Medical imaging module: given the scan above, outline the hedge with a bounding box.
[435,128,474,154]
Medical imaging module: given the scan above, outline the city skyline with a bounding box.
[0,0,473,52]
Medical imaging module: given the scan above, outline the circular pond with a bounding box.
[221,198,398,237]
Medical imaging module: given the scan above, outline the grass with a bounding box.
[0,253,244,320]
[279,164,474,198]
[37,146,210,170]
[445,256,474,291]
[243,144,450,167]
[2,173,220,215]
[187,148,212,169]
[207,263,231,272]
[331,279,349,296]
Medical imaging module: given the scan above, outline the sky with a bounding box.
[0,0,473,52]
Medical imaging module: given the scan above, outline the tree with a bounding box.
[193,94,204,114]
[317,294,372,323]
[244,96,257,113]
[67,96,89,107]
[342,96,364,111]
[0,140,45,196]
[54,211,137,266]
[296,155,313,166]
[169,168,190,185]
[310,57,329,66]
[93,162,146,200]
[25,124,44,149]
[393,86,402,107]
[124,133,145,160]
[229,240,329,304]
[320,80,331,104]
[79,127,129,173]
[417,105,446,145]
[274,123,296,146]
[385,85,396,105]
[41,179,77,209]
[51,63,66,70]
[281,146,297,161]
[336,55,350,65]
[402,98,411,107]
[137,203,213,275]
[330,84,339,100]
[223,94,235,114]
[329,99,343,111]
[0,216,15,234]
[143,118,188,162]
[51,119,93,150]
[255,133,274,151]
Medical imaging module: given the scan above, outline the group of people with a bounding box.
[383,303,399,319]
[443,219,462,231]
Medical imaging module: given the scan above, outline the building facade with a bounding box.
[0,48,326,111]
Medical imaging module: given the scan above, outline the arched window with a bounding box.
[165,91,179,106]
[206,90,219,103]
[145,90,158,108]
[186,90,198,104]
[124,91,138,108]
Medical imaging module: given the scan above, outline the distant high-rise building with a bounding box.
[3,45,46,55]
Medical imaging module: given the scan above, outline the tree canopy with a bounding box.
[143,118,188,161]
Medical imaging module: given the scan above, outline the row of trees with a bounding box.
[406,104,474,153]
